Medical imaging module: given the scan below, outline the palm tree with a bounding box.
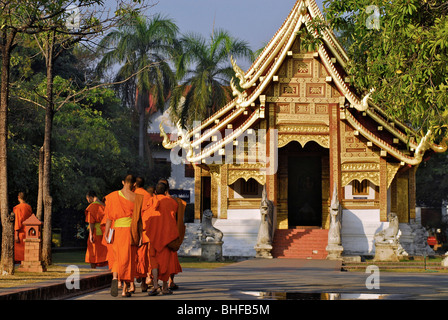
[96,13,179,161]
[171,29,253,127]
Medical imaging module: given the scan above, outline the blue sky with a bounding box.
[146,0,324,67]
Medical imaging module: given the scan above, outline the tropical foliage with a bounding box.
[321,0,448,206]
[322,0,448,141]
[96,13,179,160]
[170,29,253,128]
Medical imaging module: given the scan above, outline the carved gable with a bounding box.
[265,36,342,130]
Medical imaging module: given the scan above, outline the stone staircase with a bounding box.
[272,228,329,259]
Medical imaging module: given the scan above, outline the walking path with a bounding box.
[74,258,448,300]
[2,258,448,301]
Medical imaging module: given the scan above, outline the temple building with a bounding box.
[161,0,446,258]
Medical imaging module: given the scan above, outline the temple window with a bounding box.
[241,179,259,195]
[352,180,369,195]
[184,163,194,178]
[231,178,262,199]
[344,179,377,200]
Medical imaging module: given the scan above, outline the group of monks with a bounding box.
[84,175,186,297]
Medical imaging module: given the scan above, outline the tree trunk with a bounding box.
[138,92,145,161]
[36,146,44,221]
[0,31,16,275]
[41,33,55,266]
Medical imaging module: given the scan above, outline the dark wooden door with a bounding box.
[288,156,322,227]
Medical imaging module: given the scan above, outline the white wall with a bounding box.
[341,209,389,255]
[213,209,261,257]
[149,109,195,203]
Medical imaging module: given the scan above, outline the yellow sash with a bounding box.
[94,223,102,236]
[114,217,132,227]
[87,222,103,236]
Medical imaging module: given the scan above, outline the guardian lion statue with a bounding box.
[374,212,399,244]
[201,209,223,243]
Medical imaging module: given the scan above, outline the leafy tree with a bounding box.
[170,29,253,127]
[322,0,448,140]
[96,13,179,163]
[321,0,448,206]
[0,0,70,275]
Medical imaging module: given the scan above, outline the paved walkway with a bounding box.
[2,258,448,302]
[72,258,448,301]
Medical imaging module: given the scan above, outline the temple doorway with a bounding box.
[279,141,328,228]
[201,176,211,214]
[288,155,322,226]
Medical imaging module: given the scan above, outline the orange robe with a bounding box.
[13,203,33,262]
[104,191,137,282]
[145,194,181,282]
[85,202,108,265]
[101,214,115,271]
[170,197,186,275]
[134,187,152,278]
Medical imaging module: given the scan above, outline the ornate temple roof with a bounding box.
[160,0,446,165]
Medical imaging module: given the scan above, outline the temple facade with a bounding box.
[161,0,445,258]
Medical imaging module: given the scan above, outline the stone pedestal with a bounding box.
[374,243,399,262]
[201,241,223,262]
[19,238,46,272]
[255,244,273,259]
[19,214,46,272]
[326,244,344,260]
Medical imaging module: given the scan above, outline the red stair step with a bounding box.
[272,228,329,259]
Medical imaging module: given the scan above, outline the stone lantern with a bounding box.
[19,214,46,272]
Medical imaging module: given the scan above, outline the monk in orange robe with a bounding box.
[169,196,186,290]
[84,191,108,268]
[13,192,33,263]
[158,179,185,291]
[133,177,153,292]
[101,212,115,272]
[145,182,181,295]
[104,174,142,297]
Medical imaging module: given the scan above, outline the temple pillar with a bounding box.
[396,168,410,223]
[194,164,202,220]
[380,157,388,222]
[409,165,417,220]
[220,164,228,219]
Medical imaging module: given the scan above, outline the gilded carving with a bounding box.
[306,83,326,98]
[280,84,299,96]
[341,163,380,172]
[267,96,340,104]
[228,170,266,186]
[278,134,330,149]
[386,162,401,189]
[276,114,329,126]
[277,104,290,113]
[293,59,312,77]
[277,125,329,134]
[295,104,310,114]
[341,171,380,187]
[208,164,220,177]
[315,104,328,114]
